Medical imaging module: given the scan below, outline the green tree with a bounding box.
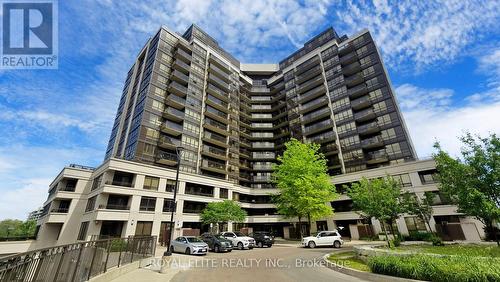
[200,200,247,233]
[272,138,337,237]
[347,176,406,246]
[0,219,37,238]
[433,133,500,245]
[402,191,435,234]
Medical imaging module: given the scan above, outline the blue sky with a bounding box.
[0,0,499,220]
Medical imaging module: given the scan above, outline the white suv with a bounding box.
[221,231,255,250]
[302,231,343,248]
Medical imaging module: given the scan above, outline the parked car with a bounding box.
[249,231,274,248]
[301,231,343,248]
[170,236,209,255]
[220,231,255,250]
[200,233,233,252]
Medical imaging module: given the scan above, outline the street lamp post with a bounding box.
[164,146,183,256]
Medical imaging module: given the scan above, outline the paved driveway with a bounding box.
[167,244,366,282]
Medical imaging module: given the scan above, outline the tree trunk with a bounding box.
[388,220,398,239]
[490,221,499,247]
[298,216,303,239]
[307,214,311,236]
[381,221,390,247]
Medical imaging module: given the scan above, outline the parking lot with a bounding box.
[113,243,367,282]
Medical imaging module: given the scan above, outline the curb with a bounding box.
[321,253,421,282]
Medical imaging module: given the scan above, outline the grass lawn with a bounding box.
[392,244,500,257]
[327,251,370,272]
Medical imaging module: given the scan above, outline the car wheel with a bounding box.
[267,244,272,248]
[228,249,232,252]
[257,242,263,248]
[185,247,191,255]
[170,246,175,253]
[334,241,341,248]
[237,242,244,250]
[308,241,316,249]
[214,245,220,253]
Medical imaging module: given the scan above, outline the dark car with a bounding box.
[200,233,233,252]
[249,231,274,248]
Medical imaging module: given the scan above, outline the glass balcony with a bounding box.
[160,121,183,136]
[299,84,327,103]
[296,65,322,84]
[171,69,189,84]
[156,151,178,166]
[304,119,333,136]
[209,55,231,73]
[340,51,357,65]
[98,204,130,210]
[158,136,181,149]
[300,97,329,113]
[366,151,389,164]
[204,118,228,135]
[163,107,185,122]
[345,73,364,87]
[201,159,226,173]
[302,107,331,124]
[354,108,376,122]
[338,42,354,55]
[203,131,227,145]
[307,131,336,144]
[169,81,188,97]
[342,61,361,75]
[209,63,231,83]
[206,83,229,102]
[298,76,324,94]
[206,94,229,111]
[296,58,320,75]
[361,135,384,149]
[208,73,230,91]
[357,121,380,135]
[252,152,275,159]
[172,59,190,74]
[166,94,186,110]
[252,142,275,149]
[175,48,192,63]
[202,145,227,160]
[348,84,368,99]
[351,95,371,110]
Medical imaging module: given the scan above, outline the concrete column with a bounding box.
[396,216,409,236]
[409,172,422,186]
[158,178,167,193]
[177,181,186,195]
[134,174,145,189]
[214,187,220,198]
[371,218,382,234]
[228,190,233,200]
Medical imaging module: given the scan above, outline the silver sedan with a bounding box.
[170,236,209,255]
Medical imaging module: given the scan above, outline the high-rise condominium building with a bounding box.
[34,25,483,248]
[105,24,416,186]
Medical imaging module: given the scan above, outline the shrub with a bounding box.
[368,254,500,282]
[392,236,402,247]
[431,236,444,246]
[404,231,434,241]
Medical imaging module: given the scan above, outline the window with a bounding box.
[369,88,383,100]
[362,66,376,77]
[220,188,228,199]
[77,222,89,240]
[331,97,350,111]
[143,176,159,191]
[151,100,164,112]
[143,143,155,156]
[419,170,439,184]
[365,76,380,88]
[184,121,200,135]
[139,197,156,212]
[163,199,175,212]
[91,174,103,191]
[373,100,387,113]
[340,135,360,148]
[334,109,353,123]
[405,216,427,232]
[381,128,397,140]
[330,86,347,100]
[386,143,402,156]
[343,149,363,161]
[165,179,176,192]
[393,174,412,187]
[135,221,153,236]
[85,196,96,212]
[147,114,162,126]
[182,135,199,148]
[185,108,201,121]
[377,114,392,126]
[145,128,159,140]
[337,122,356,135]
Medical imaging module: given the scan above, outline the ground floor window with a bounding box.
[135,221,153,236]
[77,221,89,240]
[316,221,328,231]
[405,216,427,232]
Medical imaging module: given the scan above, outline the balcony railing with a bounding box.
[203,145,226,157]
[296,58,320,75]
[354,108,376,122]
[299,84,326,103]
[161,121,183,134]
[302,107,331,123]
[298,76,324,94]
[207,94,228,108]
[164,107,185,121]
[300,96,328,112]
[357,121,380,135]
[361,135,384,148]
[308,131,336,143]
[51,207,69,213]
[296,65,322,83]
[201,159,226,170]
[252,152,275,159]
[208,73,230,91]
[173,59,190,73]
[169,81,188,96]
[304,119,333,134]
[351,95,371,110]
[347,84,368,99]
[205,118,227,131]
[159,136,181,148]
[209,63,231,82]
[98,204,130,210]
[252,142,275,149]
[345,73,364,87]
[166,94,186,108]
[204,132,227,143]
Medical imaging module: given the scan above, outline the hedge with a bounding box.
[368,254,500,282]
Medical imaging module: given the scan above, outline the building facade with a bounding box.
[34,25,483,248]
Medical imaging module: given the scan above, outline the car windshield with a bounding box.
[186,237,203,243]
[214,235,225,239]
[234,232,245,236]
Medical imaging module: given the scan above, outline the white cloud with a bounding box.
[396,84,500,158]
[334,0,500,69]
